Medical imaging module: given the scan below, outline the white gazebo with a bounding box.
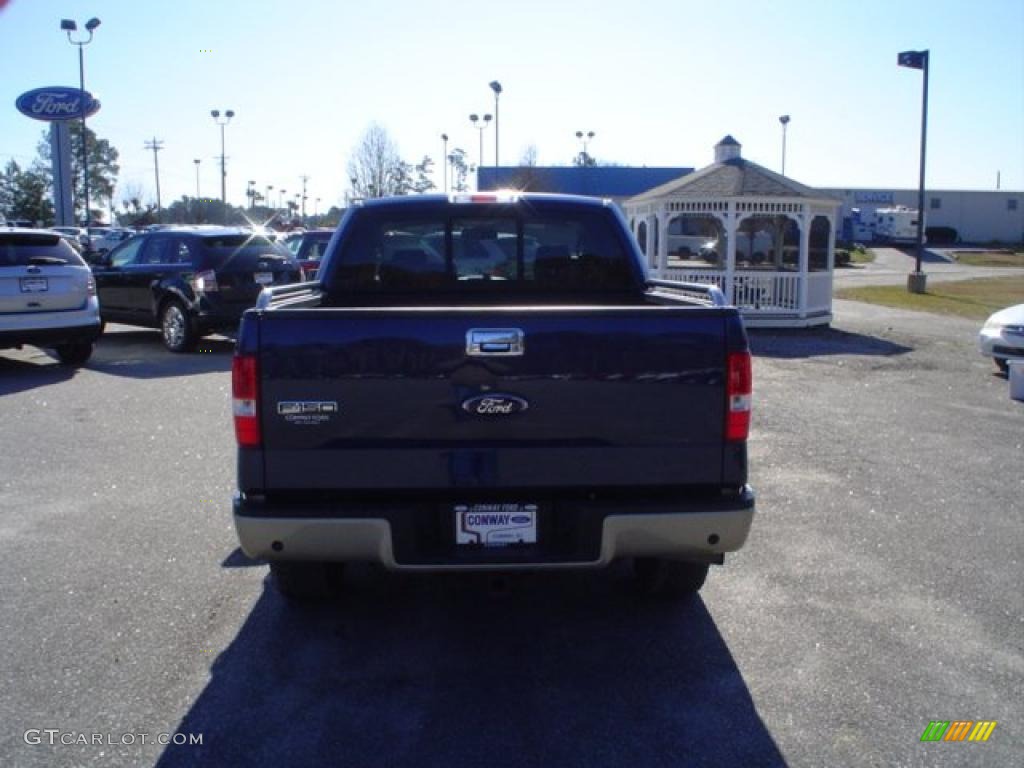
[624,136,842,327]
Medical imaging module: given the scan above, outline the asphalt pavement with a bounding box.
[0,308,1021,767]
[834,247,1022,287]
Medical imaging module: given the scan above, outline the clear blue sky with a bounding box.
[1,0,1022,216]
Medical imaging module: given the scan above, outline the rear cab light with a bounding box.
[232,354,261,447]
[726,350,752,442]
[451,190,520,205]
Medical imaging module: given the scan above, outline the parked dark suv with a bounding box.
[93,227,301,352]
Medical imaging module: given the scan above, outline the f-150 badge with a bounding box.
[277,401,338,424]
[461,394,529,416]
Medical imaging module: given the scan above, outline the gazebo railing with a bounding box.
[657,268,814,314]
[731,273,800,312]
[662,268,726,290]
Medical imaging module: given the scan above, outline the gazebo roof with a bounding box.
[628,136,833,203]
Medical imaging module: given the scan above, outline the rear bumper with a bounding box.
[233,487,755,570]
[0,301,101,349]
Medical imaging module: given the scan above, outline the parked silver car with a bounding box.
[0,228,102,365]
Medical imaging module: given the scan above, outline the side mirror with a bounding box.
[90,252,112,268]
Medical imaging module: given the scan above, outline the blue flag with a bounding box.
[898,50,927,69]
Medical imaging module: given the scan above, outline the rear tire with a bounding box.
[54,341,93,366]
[270,561,344,601]
[994,358,1009,374]
[634,558,709,598]
[160,300,197,353]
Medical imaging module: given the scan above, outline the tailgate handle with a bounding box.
[467,328,525,357]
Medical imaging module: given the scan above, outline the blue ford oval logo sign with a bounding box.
[15,87,101,122]
[461,394,529,416]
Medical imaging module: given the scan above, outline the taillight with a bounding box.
[192,269,219,293]
[232,354,261,447]
[86,274,96,296]
[726,351,752,442]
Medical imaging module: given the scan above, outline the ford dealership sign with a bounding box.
[15,87,101,121]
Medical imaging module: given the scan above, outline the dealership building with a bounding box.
[480,169,1023,245]
[817,188,1022,244]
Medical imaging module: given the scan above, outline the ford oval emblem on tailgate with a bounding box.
[461,394,529,416]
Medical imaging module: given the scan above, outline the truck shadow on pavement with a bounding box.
[86,331,233,379]
[156,563,787,768]
[749,327,912,359]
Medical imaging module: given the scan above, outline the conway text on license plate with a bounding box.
[455,504,537,547]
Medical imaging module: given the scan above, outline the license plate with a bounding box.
[254,272,274,285]
[455,503,537,547]
[20,277,48,293]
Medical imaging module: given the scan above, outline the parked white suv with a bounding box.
[92,228,135,254]
[0,228,101,365]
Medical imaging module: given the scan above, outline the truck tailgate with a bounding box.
[255,307,731,490]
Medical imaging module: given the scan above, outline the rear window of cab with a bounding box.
[325,203,637,294]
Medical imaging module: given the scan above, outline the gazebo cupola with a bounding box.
[624,136,842,328]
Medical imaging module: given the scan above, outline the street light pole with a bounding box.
[489,81,502,168]
[899,49,930,293]
[61,17,101,226]
[575,130,595,165]
[210,108,234,223]
[194,159,201,198]
[779,115,790,176]
[441,133,449,194]
[469,114,492,188]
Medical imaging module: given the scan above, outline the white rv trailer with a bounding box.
[873,205,924,243]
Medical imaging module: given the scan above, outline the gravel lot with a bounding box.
[1,301,1021,768]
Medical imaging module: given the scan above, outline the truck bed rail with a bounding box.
[646,280,727,307]
[256,282,323,310]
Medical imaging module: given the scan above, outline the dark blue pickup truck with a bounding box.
[231,193,755,600]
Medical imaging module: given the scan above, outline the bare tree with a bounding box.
[520,144,539,167]
[346,123,408,199]
[116,182,146,212]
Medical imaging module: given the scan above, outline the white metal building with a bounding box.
[821,188,1023,244]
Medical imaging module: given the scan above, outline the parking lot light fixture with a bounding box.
[211,109,234,223]
[61,17,101,226]
[778,115,790,175]
[898,49,930,292]
[575,130,595,165]
[489,81,502,167]
[469,114,492,187]
[441,133,449,193]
